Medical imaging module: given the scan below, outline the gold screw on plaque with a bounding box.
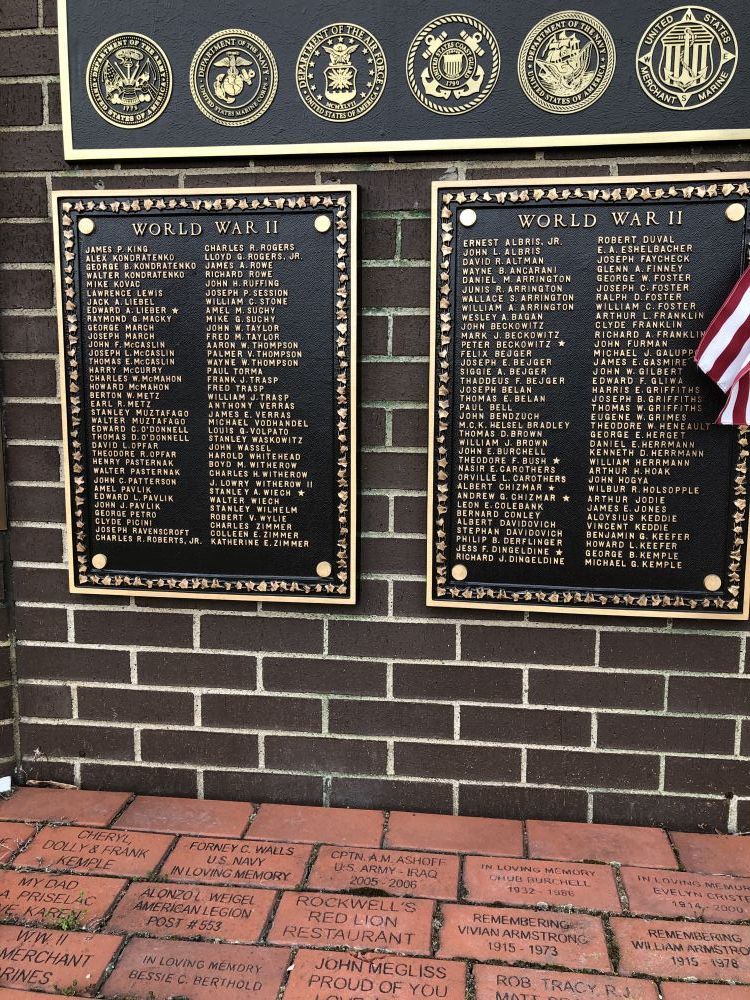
[91,553,108,570]
[459,208,477,227]
[726,203,746,223]
[316,561,333,578]
[78,217,96,235]
[451,564,468,582]
[314,215,332,233]
[704,574,723,592]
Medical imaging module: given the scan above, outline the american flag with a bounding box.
[695,265,750,426]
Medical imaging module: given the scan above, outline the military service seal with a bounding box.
[86,33,172,128]
[637,6,737,110]
[406,14,500,116]
[296,23,387,122]
[190,29,278,126]
[519,12,615,114]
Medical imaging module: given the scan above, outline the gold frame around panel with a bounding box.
[57,0,750,160]
[53,185,358,605]
[426,171,750,621]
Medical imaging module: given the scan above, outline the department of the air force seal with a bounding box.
[296,23,387,122]
[86,33,172,128]
[518,12,615,114]
[190,29,278,126]
[636,6,737,110]
[406,14,500,116]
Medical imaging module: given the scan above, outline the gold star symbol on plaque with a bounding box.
[553,458,560,465]
[563,495,570,502]
[556,549,563,557]
[558,340,565,347]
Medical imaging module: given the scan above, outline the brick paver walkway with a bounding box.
[0,789,749,997]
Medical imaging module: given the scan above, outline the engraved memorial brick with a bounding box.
[622,865,750,921]
[12,825,173,878]
[308,845,459,899]
[612,916,750,982]
[0,925,122,993]
[161,835,311,889]
[107,881,276,943]
[268,892,434,955]
[284,950,467,1000]
[474,965,659,1000]
[54,187,356,604]
[0,870,126,928]
[438,903,611,971]
[101,938,290,1000]
[464,855,621,912]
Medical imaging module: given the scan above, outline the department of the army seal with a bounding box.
[296,23,387,122]
[518,12,615,114]
[637,6,737,110]
[406,14,500,116]
[190,29,278,126]
[86,33,172,128]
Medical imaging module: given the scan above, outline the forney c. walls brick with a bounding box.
[1,14,749,831]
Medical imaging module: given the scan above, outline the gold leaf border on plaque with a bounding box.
[427,174,750,620]
[54,187,358,605]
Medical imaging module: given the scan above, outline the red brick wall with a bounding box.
[2,5,749,832]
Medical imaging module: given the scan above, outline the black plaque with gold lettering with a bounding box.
[59,0,750,161]
[54,187,357,604]
[428,174,750,619]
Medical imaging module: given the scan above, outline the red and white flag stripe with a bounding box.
[695,265,750,425]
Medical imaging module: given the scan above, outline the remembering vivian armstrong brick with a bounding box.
[438,904,611,972]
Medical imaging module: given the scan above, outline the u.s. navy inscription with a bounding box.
[428,176,750,618]
[54,188,356,603]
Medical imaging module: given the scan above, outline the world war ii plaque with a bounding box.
[55,187,357,603]
[428,175,750,618]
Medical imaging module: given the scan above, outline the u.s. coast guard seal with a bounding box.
[406,14,500,116]
[86,33,172,128]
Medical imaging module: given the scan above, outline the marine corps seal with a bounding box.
[406,14,500,116]
[637,6,737,110]
[519,12,615,114]
[86,33,172,128]
[296,23,387,122]
[190,29,278,126]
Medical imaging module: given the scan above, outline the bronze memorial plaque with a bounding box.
[59,1,750,161]
[54,187,356,603]
[428,174,750,619]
